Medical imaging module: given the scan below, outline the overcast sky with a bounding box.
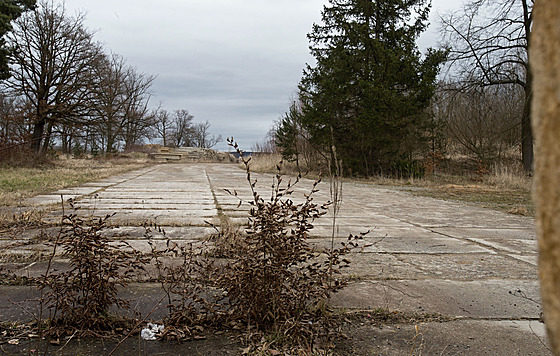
[64,0,462,151]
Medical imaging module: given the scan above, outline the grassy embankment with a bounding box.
[0,155,154,207]
[247,153,534,216]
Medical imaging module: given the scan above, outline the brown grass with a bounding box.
[248,153,534,216]
[0,156,154,206]
[246,153,322,177]
[365,163,533,216]
[484,162,532,190]
[245,153,292,171]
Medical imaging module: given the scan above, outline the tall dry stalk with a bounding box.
[328,140,343,278]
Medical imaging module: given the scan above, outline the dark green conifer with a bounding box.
[0,0,35,79]
[299,0,446,176]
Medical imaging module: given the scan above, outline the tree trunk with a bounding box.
[61,132,67,154]
[106,129,115,153]
[61,129,72,155]
[531,1,560,353]
[522,0,534,173]
[522,83,534,173]
[40,121,53,155]
[83,128,89,155]
[31,99,49,154]
[30,121,44,153]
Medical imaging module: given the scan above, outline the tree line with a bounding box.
[0,1,220,157]
[274,0,533,176]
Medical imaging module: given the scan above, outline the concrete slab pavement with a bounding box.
[0,163,551,354]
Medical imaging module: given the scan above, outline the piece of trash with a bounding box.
[141,323,164,341]
[8,339,19,345]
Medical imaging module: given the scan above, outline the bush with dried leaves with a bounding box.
[37,211,147,334]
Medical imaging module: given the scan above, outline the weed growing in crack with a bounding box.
[0,209,47,232]
[36,210,148,336]
[215,138,365,349]
[205,215,244,258]
[145,225,227,341]
[0,266,32,285]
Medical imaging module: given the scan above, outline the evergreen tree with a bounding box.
[299,0,446,176]
[0,0,35,80]
[275,101,301,164]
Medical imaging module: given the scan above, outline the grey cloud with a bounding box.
[65,0,458,150]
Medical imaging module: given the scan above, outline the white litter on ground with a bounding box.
[140,323,164,341]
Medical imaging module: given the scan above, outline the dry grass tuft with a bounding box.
[245,153,287,171]
[0,157,153,206]
[0,209,46,229]
[508,206,530,216]
[246,153,320,177]
[484,162,531,191]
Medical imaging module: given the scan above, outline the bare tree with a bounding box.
[440,0,534,171]
[91,53,154,152]
[4,1,102,154]
[436,82,523,163]
[154,108,173,147]
[170,109,194,147]
[252,126,277,153]
[120,65,154,151]
[191,120,221,149]
[156,110,220,149]
[91,53,128,152]
[0,93,25,145]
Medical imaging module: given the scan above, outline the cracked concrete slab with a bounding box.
[331,279,542,319]
[2,162,549,353]
[310,235,495,254]
[433,227,537,240]
[339,319,549,355]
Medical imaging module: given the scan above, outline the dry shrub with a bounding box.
[0,146,51,168]
[26,140,361,351]
[37,211,148,335]
[216,139,363,348]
